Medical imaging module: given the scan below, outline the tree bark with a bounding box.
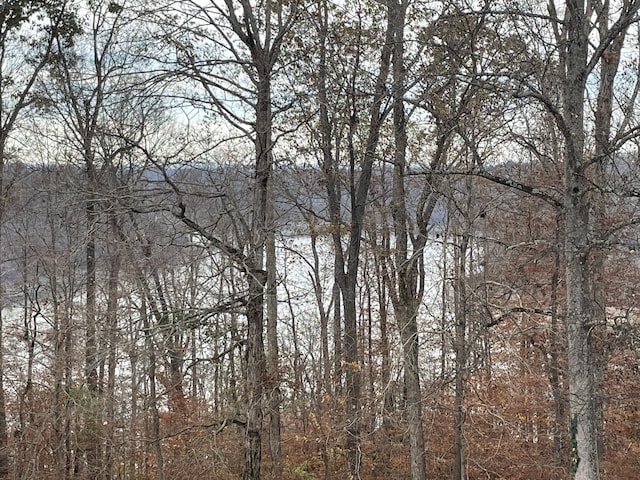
[105,243,122,480]
[388,1,427,477]
[266,172,282,479]
[562,2,600,478]
[452,232,468,480]
[310,229,331,394]
[591,4,626,461]
[142,300,164,480]
[549,217,566,466]
[85,160,102,480]
[0,267,7,480]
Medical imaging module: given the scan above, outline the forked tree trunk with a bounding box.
[316,2,395,473]
[315,0,343,397]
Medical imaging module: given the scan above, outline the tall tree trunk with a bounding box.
[266,174,282,478]
[341,275,361,477]
[371,231,393,472]
[142,300,164,480]
[244,269,265,480]
[53,298,66,480]
[376,232,392,417]
[127,327,140,479]
[306,225,331,394]
[549,217,566,467]
[388,1,427,478]
[315,0,343,397]
[85,177,101,480]
[49,217,73,480]
[105,246,122,480]
[16,245,35,480]
[332,281,342,393]
[242,56,273,480]
[554,2,640,477]
[562,2,598,478]
[452,232,468,480]
[0,144,9,480]
[591,6,625,461]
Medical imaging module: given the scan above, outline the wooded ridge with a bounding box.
[0,1,639,479]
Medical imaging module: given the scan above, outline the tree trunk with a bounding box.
[242,55,272,480]
[244,272,265,480]
[85,190,102,480]
[315,0,344,397]
[453,233,468,480]
[308,228,331,394]
[142,301,164,480]
[591,7,625,461]
[341,278,361,477]
[332,281,343,393]
[549,218,566,467]
[0,229,7,479]
[376,233,392,417]
[266,173,282,479]
[0,143,9,480]
[562,2,599,478]
[53,299,66,480]
[127,330,140,479]
[0,277,7,480]
[16,245,35,480]
[105,246,122,480]
[49,234,73,480]
[389,2,427,477]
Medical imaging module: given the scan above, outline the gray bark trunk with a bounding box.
[219,3,295,475]
[85,164,101,480]
[315,0,343,396]
[560,1,624,477]
[266,174,282,479]
[0,269,7,480]
[591,6,626,461]
[105,245,122,480]
[142,301,164,480]
[549,219,566,466]
[389,1,427,477]
[453,233,468,480]
[562,2,600,478]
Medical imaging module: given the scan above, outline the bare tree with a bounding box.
[455,2,640,478]
[505,3,640,478]
[0,3,80,477]
[151,1,300,476]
